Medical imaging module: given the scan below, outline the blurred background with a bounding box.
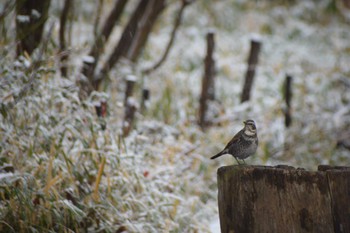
[1,0,350,232]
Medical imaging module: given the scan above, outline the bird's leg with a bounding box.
[234,157,241,165]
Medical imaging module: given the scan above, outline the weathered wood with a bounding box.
[124,76,136,106]
[240,39,261,103]
[284,74,293,127]
[217,165,350,233]
[199,31,216,128]
[16,0,51,56]
[123,98,137,136]
[98,0,149,80]
[127,0,166,62]
[140,88,150,113]
[79,0,128,98]
[59,0,72,78]
[318,165,350,233]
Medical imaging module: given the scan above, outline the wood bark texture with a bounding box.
[217,165,350,233]
[199,32,215,128]
[59,0,72,77]
[16,0,51,56]
[284,74,293,127]
[240,39,261,103]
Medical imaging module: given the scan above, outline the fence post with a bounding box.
[241,39,262,103]
[284,74,293,127]
[199,31,216,128]
[217,165,350,233]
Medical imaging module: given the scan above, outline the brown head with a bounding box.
[243,119,257,136]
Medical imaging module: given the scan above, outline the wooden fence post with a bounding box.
[123,98,137,136]
[217,165,350,233]
[240,39,262,103]
[199,31,216,128]
[284,74,293,127]
[124,75,136,105]
[140,88,150,113]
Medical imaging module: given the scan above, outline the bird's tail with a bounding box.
[210,150,225,160]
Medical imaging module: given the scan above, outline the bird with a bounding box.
[211,119,258,164]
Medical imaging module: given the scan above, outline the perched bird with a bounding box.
[211,119,258,164]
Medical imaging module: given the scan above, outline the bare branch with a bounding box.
[79,0,129,98]
[142,0,194,74]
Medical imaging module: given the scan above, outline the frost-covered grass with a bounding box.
[0,57,216,232]
[1,0,350,232]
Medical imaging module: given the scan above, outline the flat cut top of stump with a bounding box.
[217,165,350,233]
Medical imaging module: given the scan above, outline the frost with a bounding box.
[16,15,30,23]
[1,1,350,233]
[251,33,263,42]
[31,9,41,18]
[82,55,95,63]
[126,97,139,108]
[126,74,137,82]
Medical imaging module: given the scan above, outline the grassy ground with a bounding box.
[1,0,350,232]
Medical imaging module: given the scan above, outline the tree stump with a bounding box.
[217,165,350,233]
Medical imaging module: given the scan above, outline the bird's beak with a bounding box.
[243,121,246,125]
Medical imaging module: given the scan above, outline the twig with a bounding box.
[127,0,166,62]
[142,0,194,75]
[93,0,104,37]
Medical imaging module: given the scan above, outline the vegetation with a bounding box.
[1,0,349,232]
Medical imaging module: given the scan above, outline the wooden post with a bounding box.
[140,88,150,113]
[95,101,107,118]
[124,75,136,106]
[284,74,293,127]
[59,0,72,78]
[95,101,107,130]
[217,165,350,233]
[123,98,137,136]
[241,39,262,103]
[199,31,216,128]
[16,0,51,56]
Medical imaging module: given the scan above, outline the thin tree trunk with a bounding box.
[59,0,72,77]
[0,0,15,42]
[123,98,138,136]
[79,0,128,98]
[127,0,166,62]
[16,0,51,56]
[240,39,261,103]
[142,0,194,74]
[96,0,149,85]
[93,0,104,37]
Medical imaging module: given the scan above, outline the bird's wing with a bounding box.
[224,129,243,150]
[211,129,243,160]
